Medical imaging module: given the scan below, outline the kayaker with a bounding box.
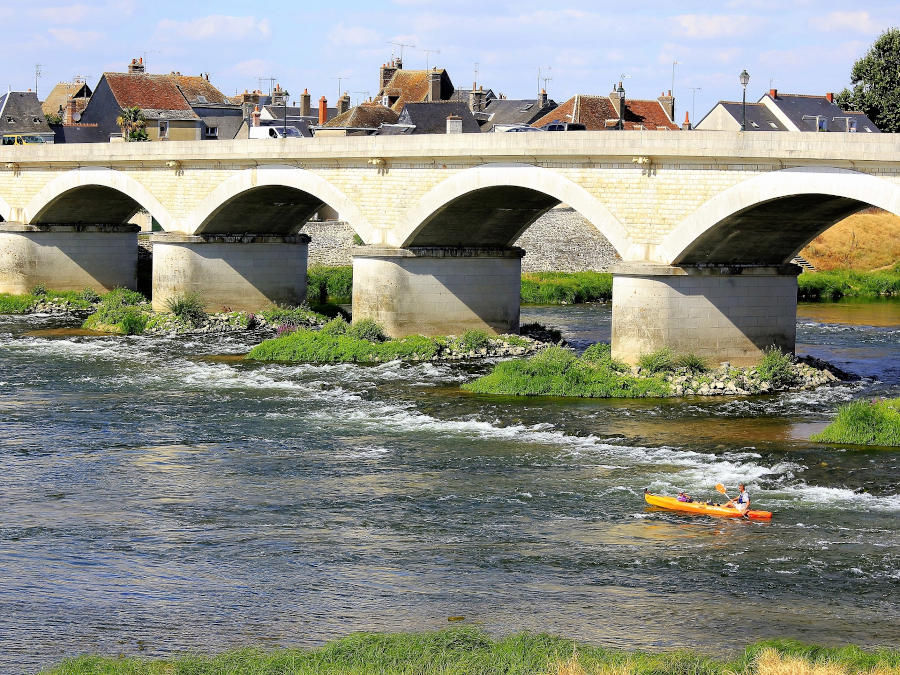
[677,491,693,503]
[725,483,750,514]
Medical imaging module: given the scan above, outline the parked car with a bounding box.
[2,134,48,145]
[492,124,544,132]
[249,125,303,139]
[540,122,587,131]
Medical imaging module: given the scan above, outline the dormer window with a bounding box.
[750,120,759,128]
[196,95,208,104]
[768,121,777,128]
[6,116,13,123]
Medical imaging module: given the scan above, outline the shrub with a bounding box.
[756,345,797,387]
[82,288,149,334]
[638,347,677,373]
[675,352,709,373]
[118,307,148,335]
[811,398,900,446]
[347,318,386,342]
[80,288,101,304]
[30,284,48,297]
[456,329,493,352]
[307,265,353,304]
[321,316,349,336]
[520,271,613,304]
[260,305,324,327]
[166,292,206,327]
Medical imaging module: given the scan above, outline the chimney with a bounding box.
[318,96,328,125]
[825,92,834,103]
[610,83,624,118]
[272,83,288,107]
[769,88,777,99]
[682,111,691,131]
[300,88,311,117]
[470,85,486,113]
[380,57,401,91]
[446,114,463,134]
[128,57,145,74]
[658,89,675,121]
[64,98,77,125]
[539,88,548,108]
[251,105,261,127]
[427,69,442,102]
[337,91,351,115]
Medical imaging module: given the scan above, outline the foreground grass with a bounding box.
[41,629,900,675]
[797,266,900,301]
[812,397,900,447]
[463,344,671,398]
[521,271,613,304]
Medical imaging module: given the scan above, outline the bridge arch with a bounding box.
[25,167,175,229]
[659,167,900,266]
[188,165,373,240]
[390,163,634,254]
[0,195,9,221]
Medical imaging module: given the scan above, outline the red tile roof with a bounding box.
[531,94,678,130]
[104,73,196,116]
[379,69,451,111]
[167,75,229,105]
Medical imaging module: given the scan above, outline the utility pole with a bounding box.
[34,64,43,97]
[422,48,441,70]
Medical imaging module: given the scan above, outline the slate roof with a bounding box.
[41,82,92,116]
[698,102,787,131]
[531,94,678,130]
[51,123,107,144]
[761,93,880,132]
[379,69,454,111]
[103,73,198,120]
[323,102,399,128]
[449,87,497,104]
[0,91,54,135]
[396,101,481,134]
[479,98,557,132]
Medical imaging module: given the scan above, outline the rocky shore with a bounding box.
[663,357,844,396]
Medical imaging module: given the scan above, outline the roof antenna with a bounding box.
[388,41,415,63]
[422,48,441,70]
[34,64,43,97]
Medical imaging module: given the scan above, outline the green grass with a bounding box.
[165,292,206,328]
[521,271,613,304]
[755,346,797,388]
[308,265,353,304]
[0,288,100,314]
[81,288,150,335]
[0,292,37,313]
[812,397,900,446]
[463,345,670,398]
[39,629,900,675]
[798,266,900,301]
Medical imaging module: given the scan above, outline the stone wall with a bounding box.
[306,206,620,272]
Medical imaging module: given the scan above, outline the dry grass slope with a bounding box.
[800,209,900,271]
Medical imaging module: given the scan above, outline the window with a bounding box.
[205,125,218,137]
[750,120,759,128]
[817,116,828,131]
[768,121,778,129]
[158,120,169,139]
[196,95,208,104]
[5,116,13,123]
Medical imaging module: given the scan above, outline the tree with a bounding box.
[836,28,900,133]
[116,106,149,142]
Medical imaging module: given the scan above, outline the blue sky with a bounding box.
[2,1,897,123]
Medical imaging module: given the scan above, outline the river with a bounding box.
[1,301,898,672]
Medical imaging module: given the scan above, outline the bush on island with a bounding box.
[165,292,206,327]
[812,397,900,446]
[82,288,150,334]
[463,344,671,398]
[755,346,797,388]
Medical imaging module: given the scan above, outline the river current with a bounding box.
[1,302,898,672]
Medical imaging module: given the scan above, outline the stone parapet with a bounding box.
[0,222,140,233]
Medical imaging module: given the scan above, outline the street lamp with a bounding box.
[739,69,750,131]
[616,82,625,130]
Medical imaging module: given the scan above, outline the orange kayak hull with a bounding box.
[644,493,773,520]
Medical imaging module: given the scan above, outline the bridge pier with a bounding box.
[151,233,310,312]
[0,223,138,294]
[611,263,800,366]
[352,246,523,337]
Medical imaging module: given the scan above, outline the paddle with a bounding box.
[716,483,749,518]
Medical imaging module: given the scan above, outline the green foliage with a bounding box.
[581,342,628,372]
[811,397,900,446]
[797,269,900,301]
[456,329,493,352]
[638,347,677,374]
[165,292,206,327]
[463,345,671,398]
[347,318,386,342]
[836,28,900,133]
[520,271,613,304]
[0,293,37,313]
[675,352,709,373]
[352,233,364,245]
[260,305,325,327]
[45,111,63,125]
[79,288,101,304]
[38,629,900,675]
[116,106,149,142]
[81,288,150,334]
[755,345,797,388]
[307,265,353,304]
[31,284,48,297]
[248,328,440,363]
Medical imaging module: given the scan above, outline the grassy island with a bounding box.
[520,271,613,304]
[0,286,100,314]
[41,628,900,675]
[797,266,900,301]
[812,397,900,447]
[247,318,537,363]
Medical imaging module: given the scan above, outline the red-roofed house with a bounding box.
[531,86,678,131]
[376,57,455,112]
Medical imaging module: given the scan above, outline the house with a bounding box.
[388,101,481,134]
[317,101,399,136]
[477,90,557,132]
[41,80,92,121]
[169,72,243,140]
[376,57,456,111]
[531,86,678,130]
[695,89,880,132]
[0,91,55,142]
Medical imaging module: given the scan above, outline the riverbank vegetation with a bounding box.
[797,266,900,301]
[520,271,613,304]
[247,318,539,363]
[0,286,99,314]
[812,397,900,447]
[308,265,353,304]
[40,628,900,674]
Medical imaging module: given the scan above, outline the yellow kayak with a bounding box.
[644,492,773,520]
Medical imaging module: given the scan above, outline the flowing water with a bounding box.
[1,301,898,672]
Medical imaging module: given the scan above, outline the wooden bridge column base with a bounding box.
[150,233,310,313]
[611,263,801,366]
[0,223,139,294]
[352,246,524,338]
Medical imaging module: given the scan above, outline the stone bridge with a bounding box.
[1,132,898,363]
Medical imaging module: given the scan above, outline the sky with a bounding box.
[1,0,898,123]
